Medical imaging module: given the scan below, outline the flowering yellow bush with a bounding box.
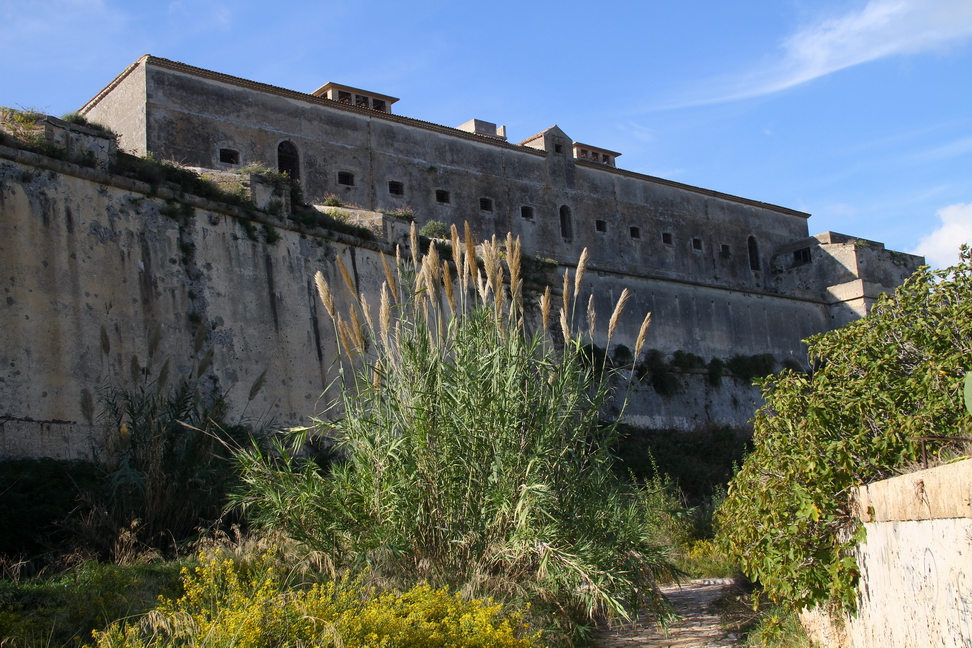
[90,552,541,648]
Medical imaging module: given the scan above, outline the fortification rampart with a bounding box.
[0,138,838,458]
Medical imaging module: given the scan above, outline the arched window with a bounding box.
[277,141,300,181]
[559,205,573,240]
[748,236,760,271]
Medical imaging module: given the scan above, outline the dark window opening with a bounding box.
[372,99,386,112]
[521,205,534,220]
[435,189,450,204]
[480,198,493,212]
[595,219,607,233]
[602,154,610,164]
[338,91,352,104]
[793,247,812,266]
[748,236,760,271]
[692,237,703,251]
[559,205,573,240]
[721,244,731,258]
[630,226,641,239]
[338,171,355,186]
[355,94,369,108]
[277,141,300,181]
[388,181,404,196]
[554,143,563,153]
[662,232,673,245]
[218,148,239,165]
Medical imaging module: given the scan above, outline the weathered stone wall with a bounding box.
[2,145,820,457]
[0,149,389,458]
[801,459,972,648]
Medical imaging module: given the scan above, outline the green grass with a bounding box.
[0,559,186,648]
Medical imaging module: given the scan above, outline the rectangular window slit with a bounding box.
[338,171,355,186]
[219,148,239,165]
[435,189,450,204]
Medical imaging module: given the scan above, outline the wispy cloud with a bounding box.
[668,0,972,107]
[910,202,972,268]
[620,122,657,143]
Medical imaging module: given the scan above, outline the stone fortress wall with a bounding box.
[0,56,925,457]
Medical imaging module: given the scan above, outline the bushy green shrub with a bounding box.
[670,350,704,370]
[233,225,674,642]
[719,248,972,614]
[726,353,776,381]
[91,552,540,648]
[636,349,679,395]
[76,344,253,557]
[419,218,449,239]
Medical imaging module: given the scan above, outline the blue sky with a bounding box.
[2,0,971,267]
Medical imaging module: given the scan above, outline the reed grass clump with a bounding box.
[233,224,676,643]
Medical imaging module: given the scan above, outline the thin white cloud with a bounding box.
[668,0,972,107]
[620,122,657,143]
[910,202,972,268]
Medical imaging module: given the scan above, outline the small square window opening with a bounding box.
[595,219,607,233]
[355,94,369,108]
[435,189,451,204]
[693,238,703,251]
[338,91,352,104]
[480,198,493,212]
[662,232,673,245]
[372,99,386,112]
[388,181,404,196]
[721,244,731,258]
[520,206,534,220]
[630,227,641,239]
[338,171,355,186]
[554,143,563,153]
[218,148,239,165]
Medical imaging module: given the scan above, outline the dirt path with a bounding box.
[595,578,741,648]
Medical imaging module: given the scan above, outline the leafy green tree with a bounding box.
[718,248,972,613]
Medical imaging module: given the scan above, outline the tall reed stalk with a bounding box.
[233,224,675,641]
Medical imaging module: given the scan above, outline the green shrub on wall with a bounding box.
[718,247,972,614]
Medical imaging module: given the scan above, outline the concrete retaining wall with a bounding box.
[801,459,972,648]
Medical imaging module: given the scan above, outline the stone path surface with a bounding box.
[595,578,741,648]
